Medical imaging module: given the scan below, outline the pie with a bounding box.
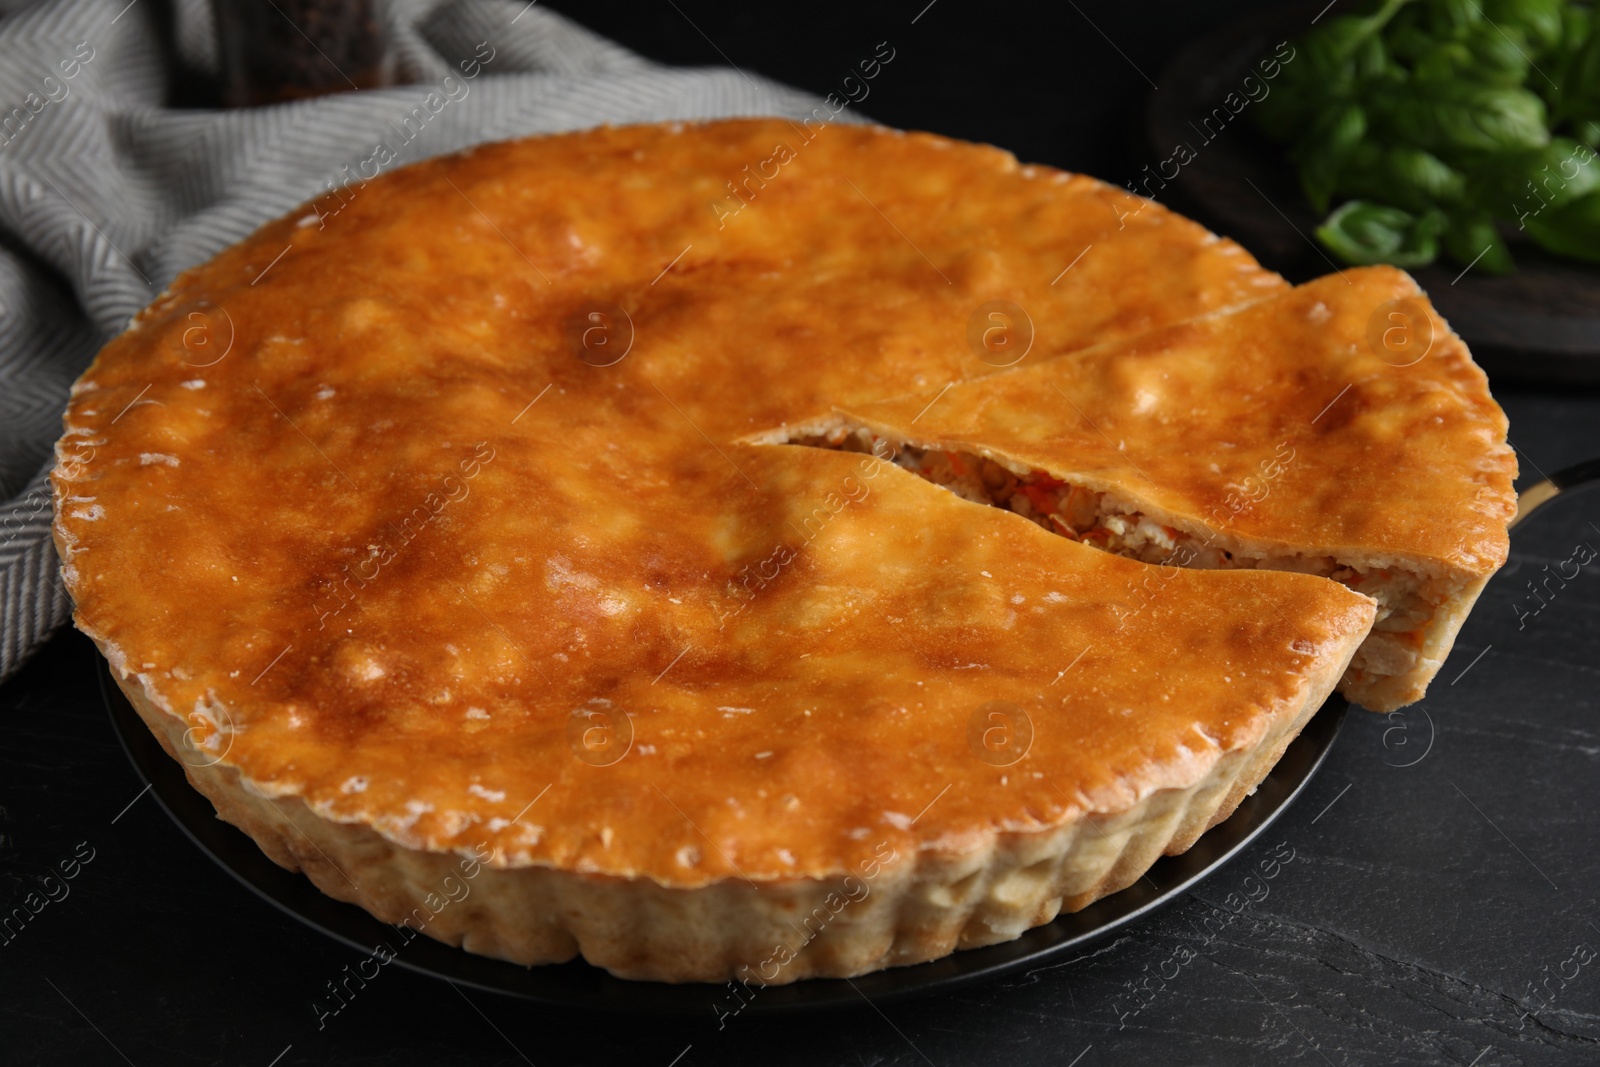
[50,119,1512,984]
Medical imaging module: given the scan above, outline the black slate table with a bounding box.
[4,2,1600,1064]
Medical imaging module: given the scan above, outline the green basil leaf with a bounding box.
[1548,5,1594,106]
[1464,24,1531,87]
[1317,15,1382,63]
[1443,212,1514,275]
[1256,31,1358,138]
[1391,145,1469,206]
[1294,104,1369,213]
[1484,0,1562,55]
[1404,21,1523,93]
[1315,2,1416,68]
[1410,39,1472,83]
[1477,138,1600,224]
[1524,190,1600,262]
[1301,164,1341,216]
[1257,0,1413,139]
[1329,145,1463,213]
[1305,102,1370,157]
[1559,4,1594,60]
[1423,0,1483,40]
[1316,200,1444,267]
[1387,3,1432,62]
[1352,33,1391,81]
[1556,26,1600,125]
[1386,82,1550,154]
[1317,201,1412,264]
[1398,207,1449,265]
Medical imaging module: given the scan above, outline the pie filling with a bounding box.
[783,424,1457,685]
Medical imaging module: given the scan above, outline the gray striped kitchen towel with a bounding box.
[0,0,836,681]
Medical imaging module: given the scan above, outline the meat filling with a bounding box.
[790,425,1446,679]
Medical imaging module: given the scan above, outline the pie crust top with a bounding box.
[55,120,1382,889]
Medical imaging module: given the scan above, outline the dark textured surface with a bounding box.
[5,1,1600,1064]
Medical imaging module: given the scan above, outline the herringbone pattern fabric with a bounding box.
[0,0,829,681]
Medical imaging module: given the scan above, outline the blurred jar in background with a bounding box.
[214,0,393,107]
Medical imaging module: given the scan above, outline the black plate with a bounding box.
[1145,1,1600,386]
[103,667,1346,1015]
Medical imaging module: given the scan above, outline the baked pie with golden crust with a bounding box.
[51,119,1511,983]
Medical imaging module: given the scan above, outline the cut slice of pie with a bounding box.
[772,267,1517,711]
[50,119,1503,984]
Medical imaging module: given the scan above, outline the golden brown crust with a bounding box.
[53,118,1387,979]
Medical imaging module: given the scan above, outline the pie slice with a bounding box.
[50,119,1485,985]
[774,267,1517,711]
